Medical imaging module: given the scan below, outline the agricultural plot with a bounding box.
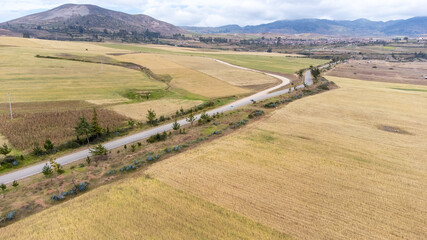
[0,101,128,150]
[328,60,427,85]
[147,77,427,239]
[112,53,252,98]
[0,177,288,240]
[0,37,166,103]
[103,43,328,75]
[110,99,203,121]
[164,55,280,90]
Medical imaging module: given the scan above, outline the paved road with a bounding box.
[0,60,313,184]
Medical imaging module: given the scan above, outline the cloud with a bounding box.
[0,0,426,26]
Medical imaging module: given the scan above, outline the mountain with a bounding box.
[0,4,186,39]
[182,17,427,36]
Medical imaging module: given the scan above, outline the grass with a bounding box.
[147,77,427,239]
[112,53,252,98]
[0,177,288,240]
[162,55,280,89]
[103,43,329,75]
[207,54,328,74]
[0,37,166,103]
[110,99,204,120]
[391,88,427,92]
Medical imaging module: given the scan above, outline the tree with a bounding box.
[297,69,304,81]
[86,156,91,166]
[172,119,180,131]
[90,144,108,156]
[128,119,135,128]
[186,113,196,126]
[0,143,12,157]
[32,143,44,156]
[147,109,157,125]
[23,32,30,38]
[44,139,54,152]
[75,116,91,144]
[42,163,53,177]
[91,108,103,136]
[12,180,19,188]
[310,67,321,83]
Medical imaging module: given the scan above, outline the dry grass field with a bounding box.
[328,60,427,85]
[110,99,203,120]
[0,101,128,150]
[165,55,280,89]
[0,177,288,240]
[103,43,328,75]
[0,37,166,103]
[112,53,252,98]
[147,77,427,239]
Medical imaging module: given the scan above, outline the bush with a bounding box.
[42,164,53,177]
[2,155,16,165]
[5,211,16,221]
[146,132,167,143]
[78,182,88,192]
[248,110,264,119]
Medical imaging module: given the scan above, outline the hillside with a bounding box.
[0,4,186,40]
[182,17,427,36]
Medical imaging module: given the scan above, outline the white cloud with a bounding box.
[0,0,426,26]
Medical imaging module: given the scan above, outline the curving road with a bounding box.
[0,59,313,184]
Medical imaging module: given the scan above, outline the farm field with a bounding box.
[0,101,128,150]
[328,60,427,85]
[0,37,166,103]
[102,43,329,75]
[110,99,203,120]
[0,177,288,240]
[112,53,252,98]
[147,77,427,239]
[164,55,280,90]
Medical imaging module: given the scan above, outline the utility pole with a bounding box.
[101,60,103,72]
[8,93,13,120]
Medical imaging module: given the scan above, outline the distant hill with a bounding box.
[182,17,427,36]
[0,4,186,40]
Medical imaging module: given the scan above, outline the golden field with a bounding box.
[110,98,203,120]
[146,76,427,239]
[112,53,253,98]
[0,177,288,240]
[165,55,280,89]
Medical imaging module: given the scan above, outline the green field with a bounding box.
[0,45,165,103]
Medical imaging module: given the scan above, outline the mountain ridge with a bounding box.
[182,17,427,36]
[0,4,186,39]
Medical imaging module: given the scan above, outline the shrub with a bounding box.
[78,182,88,192]
[12,180,19,187]
[32,143,44,156]
[146,132,167,143]
[42,164,53,177]
[5,211,16,221]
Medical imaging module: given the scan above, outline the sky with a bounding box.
[0,0,425,27]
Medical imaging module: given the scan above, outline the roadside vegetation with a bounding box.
[0,78,334,230]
